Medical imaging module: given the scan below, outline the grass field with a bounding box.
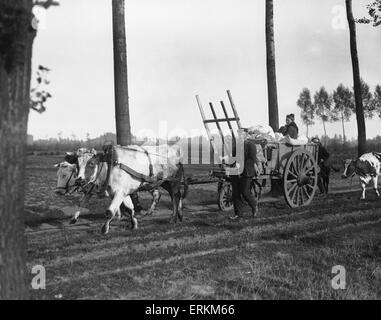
[25,155,381,300]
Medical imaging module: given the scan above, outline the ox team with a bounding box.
[55,144,187,234]
[55,120,380,233]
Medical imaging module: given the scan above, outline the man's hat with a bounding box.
[311,137,320,144]
[286,113,295,121]
[247,126,257,134]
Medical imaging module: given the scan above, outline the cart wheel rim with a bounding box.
[218,183,233,211]
[283,149,318,208]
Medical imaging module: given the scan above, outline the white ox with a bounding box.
[54,161,77,195]
[55,148,162,225]
[81,144,187,234]
[54,157,92,224]
[342,152,381,199]
[74,147,164,212]
[55,157,132,225]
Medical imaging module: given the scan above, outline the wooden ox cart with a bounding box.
[186,90,320,211]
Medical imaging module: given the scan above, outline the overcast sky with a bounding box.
[28,0,381,140]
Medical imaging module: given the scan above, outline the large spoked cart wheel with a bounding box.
[218,181,233,211]
[283,149,318,208]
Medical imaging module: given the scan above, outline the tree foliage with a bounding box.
[314,87,332,123]
[301,81,379,138]
[356,0,381,26]
[30,65,52,113]
[373,84,381,118]
[33,0,59,9]
[331,84,354,143]
[297,88,315,133]
[360,78,375,118]
[332,84,354,122]
[313,86,333,138]
[29,1,59,114]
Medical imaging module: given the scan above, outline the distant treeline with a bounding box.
[27,132,179,155]
[27,132,117,155]
[323,134,381,165]
[27,132,381,163]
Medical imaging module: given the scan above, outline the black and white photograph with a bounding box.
[1,0,381,302]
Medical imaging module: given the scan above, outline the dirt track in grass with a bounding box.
[26,155,381,299]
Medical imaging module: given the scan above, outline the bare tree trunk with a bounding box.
[112,0,131,146]
[322,120,327,139]
[341,113,346,144]
[346,0,366,156]
[0,0,35,299]
[265,0,279,132]
[306,124,309,138]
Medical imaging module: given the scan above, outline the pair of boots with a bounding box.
[229,204,259,221]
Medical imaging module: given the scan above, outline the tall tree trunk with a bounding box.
[0,0,35,299]
[306,124,309,138]
[341,113,346,144]
[265,0,279,131]
[346,0,366,156]
[112,0,131,146]
[322,120,327,142]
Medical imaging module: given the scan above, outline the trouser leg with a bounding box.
[232,176,243,217]
[240,176,258,215]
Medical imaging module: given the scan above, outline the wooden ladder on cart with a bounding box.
[195,90,242,169]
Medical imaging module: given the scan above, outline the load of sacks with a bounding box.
[246,124,308,146]
[243,125,309,176]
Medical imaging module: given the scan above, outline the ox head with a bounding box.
[75,148,97,185]
[342,159,356,179]
[54,161,78,195]
[83,155,103,185]
[64,152,78,167]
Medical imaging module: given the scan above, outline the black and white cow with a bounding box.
[342,152,381,199]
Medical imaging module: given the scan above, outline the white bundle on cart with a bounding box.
[247,125,276,141]
[247,125,308,146]
[275,133,308,145]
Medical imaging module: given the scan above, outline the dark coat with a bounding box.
[242,139,257,177]
[318,145,330,163]
[278,122,299,139]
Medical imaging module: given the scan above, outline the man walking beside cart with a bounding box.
[230,127,259,220]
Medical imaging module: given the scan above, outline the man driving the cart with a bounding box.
[278,113,299,139]
[230,127,260,220]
